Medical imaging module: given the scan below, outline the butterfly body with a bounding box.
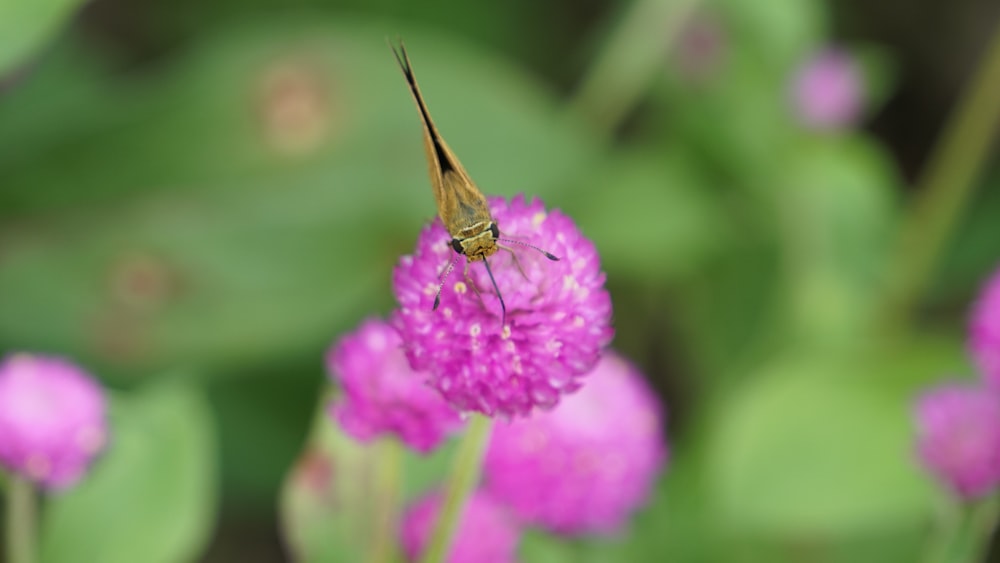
[390,43,500,263]
[390,41,558,324]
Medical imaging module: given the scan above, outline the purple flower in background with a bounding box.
[393,195,613,419]
[483,352,667,535]
[401,489,521,563]
[327,318,465,453]
[0,354,108,489]
[914,384,1000,499]
[790,48,864,130]
[971,266,1000,388]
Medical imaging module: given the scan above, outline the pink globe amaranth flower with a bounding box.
[0,354,108,490]
[970,266,1000,388]
[327,318,465,453]
[483,352,667,535]
[914,383,1000,500]
[790,48,864,130]
[401,489,521,563]
[392,195,613,419]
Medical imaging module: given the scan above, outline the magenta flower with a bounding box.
[401,489,521,563]
[392,195,613,418]
[971,266,1000,388]
[327,318,465,453]
[483,352,667,535]
[790,48,864,130]
[0,354,108,489]
[914,383,1000,499]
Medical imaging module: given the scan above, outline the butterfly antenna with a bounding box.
[482,257,507,326]
[432,257,458,310]
[499,238,560,261]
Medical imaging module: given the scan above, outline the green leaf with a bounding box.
[0,0,87,75]
[929,171,1000,303]
[565,147,726,281]
[713,0,829,71]
[706,356,934,537]
[41,378,218,563]
[774,136,899,347]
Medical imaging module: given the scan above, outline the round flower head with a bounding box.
[970,266,1000,388]
[483,352,667,535]
[327,318,465,453]
[401,489,520,563]
[0,354,108,489]
[392,195,613,418]
[914,383,1000,499]
[790,48,864,130]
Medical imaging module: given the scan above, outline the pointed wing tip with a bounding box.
[387,37,410,73]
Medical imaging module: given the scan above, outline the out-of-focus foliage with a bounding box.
[2,0,1000,561]
[40,379,217,563]
[0,0,88,75]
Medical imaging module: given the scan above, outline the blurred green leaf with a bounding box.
[208,363,322,505]
[41,378,218,563]
[929,169,1000,305]
[707,357,933,537]
[0,20,598,214]
[712,0,828,71]
[775,136,899,347]
[659,51,794,181]
[519,531,579,563]
[0,0,86,76]
[565,147,726,281]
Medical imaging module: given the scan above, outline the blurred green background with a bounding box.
[2,0,1000,561]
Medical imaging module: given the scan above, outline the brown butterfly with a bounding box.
[390,41,557,325]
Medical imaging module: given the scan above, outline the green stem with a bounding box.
[925,496,1000,563]
[970,496,1000,563]
[418,415,493,563]
[6,474,37,563]
[568,0,701,134]
[882,21,1000,327]
[368,439,403,563]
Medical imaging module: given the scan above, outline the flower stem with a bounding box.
[568,0,701,134]
[881,21,1000,327]
[5,474,37,563]
[924,496,1000,563]
[368,438,403,563]
[418,415,493,563]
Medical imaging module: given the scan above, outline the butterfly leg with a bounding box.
[498,244,530,282]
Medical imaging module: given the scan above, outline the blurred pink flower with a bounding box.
[401,489,521,563]
[970,266,1000,388]
[914,384,1000,499]
[483,352,667,535]
[327,318,465,453]
[790,48,864,130]
[0,354,108,489]
[392,195,613,419]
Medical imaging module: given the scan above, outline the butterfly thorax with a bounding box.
[451,221,500,262]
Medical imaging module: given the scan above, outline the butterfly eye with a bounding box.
[450,238,465,254]
[490,223,500,239]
